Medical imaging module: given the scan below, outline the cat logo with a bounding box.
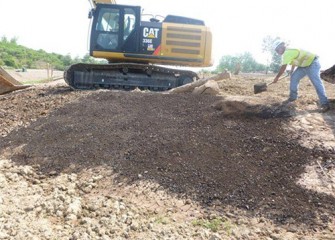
[143,27,160,38]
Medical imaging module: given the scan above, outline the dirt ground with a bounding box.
[5,69,63,83]
[0,72,334,239]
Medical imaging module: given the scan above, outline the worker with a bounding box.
[272,41,330,112]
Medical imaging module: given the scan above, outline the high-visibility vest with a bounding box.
[284,49,316,67]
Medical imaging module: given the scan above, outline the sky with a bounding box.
[1,0,335,69]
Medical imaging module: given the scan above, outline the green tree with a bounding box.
[0,36,106,70]
[4,55,18,68]
[60,54,73,67]
[216,52,266,73]
[10,37,18,44]
[216,55,240,73]
[262,35,282,73]
[1,36,8,43]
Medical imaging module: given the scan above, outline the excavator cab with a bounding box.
[91,5,140,54]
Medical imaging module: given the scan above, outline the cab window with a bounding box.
[123,8,136,40]
[96,8,120,32]
[96,8,120,50]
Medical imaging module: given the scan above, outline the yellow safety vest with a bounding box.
[283,49,316,67]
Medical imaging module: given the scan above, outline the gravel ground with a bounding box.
[0,75,334,239]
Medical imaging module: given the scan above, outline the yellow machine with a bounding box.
[65,0,213,91]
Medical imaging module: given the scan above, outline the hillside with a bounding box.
[0,37,104,71]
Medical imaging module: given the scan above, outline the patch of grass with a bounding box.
[154,215,169,225]
[192,217,233,233]
[222,220,233,236]
[192,218,223,232]
[22,78,55,85]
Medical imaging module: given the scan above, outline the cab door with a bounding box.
[91,5,140,54]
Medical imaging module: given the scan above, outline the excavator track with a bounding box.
[64,63,198,91]
[321,65,335,84]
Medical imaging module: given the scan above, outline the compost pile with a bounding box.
[0,76,334,239]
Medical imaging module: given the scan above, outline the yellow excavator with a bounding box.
[0,67,30,95]
[64,0,213,91]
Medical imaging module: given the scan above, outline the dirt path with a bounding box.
[0,76,334,239]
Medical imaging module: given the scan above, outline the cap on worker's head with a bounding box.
[273,40,285,51]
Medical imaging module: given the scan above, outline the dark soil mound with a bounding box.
[1,91,334,226]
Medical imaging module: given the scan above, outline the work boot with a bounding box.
[320,104,330,113]
[282,98,296,105]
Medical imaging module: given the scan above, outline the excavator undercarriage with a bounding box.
[64,63,197,91]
